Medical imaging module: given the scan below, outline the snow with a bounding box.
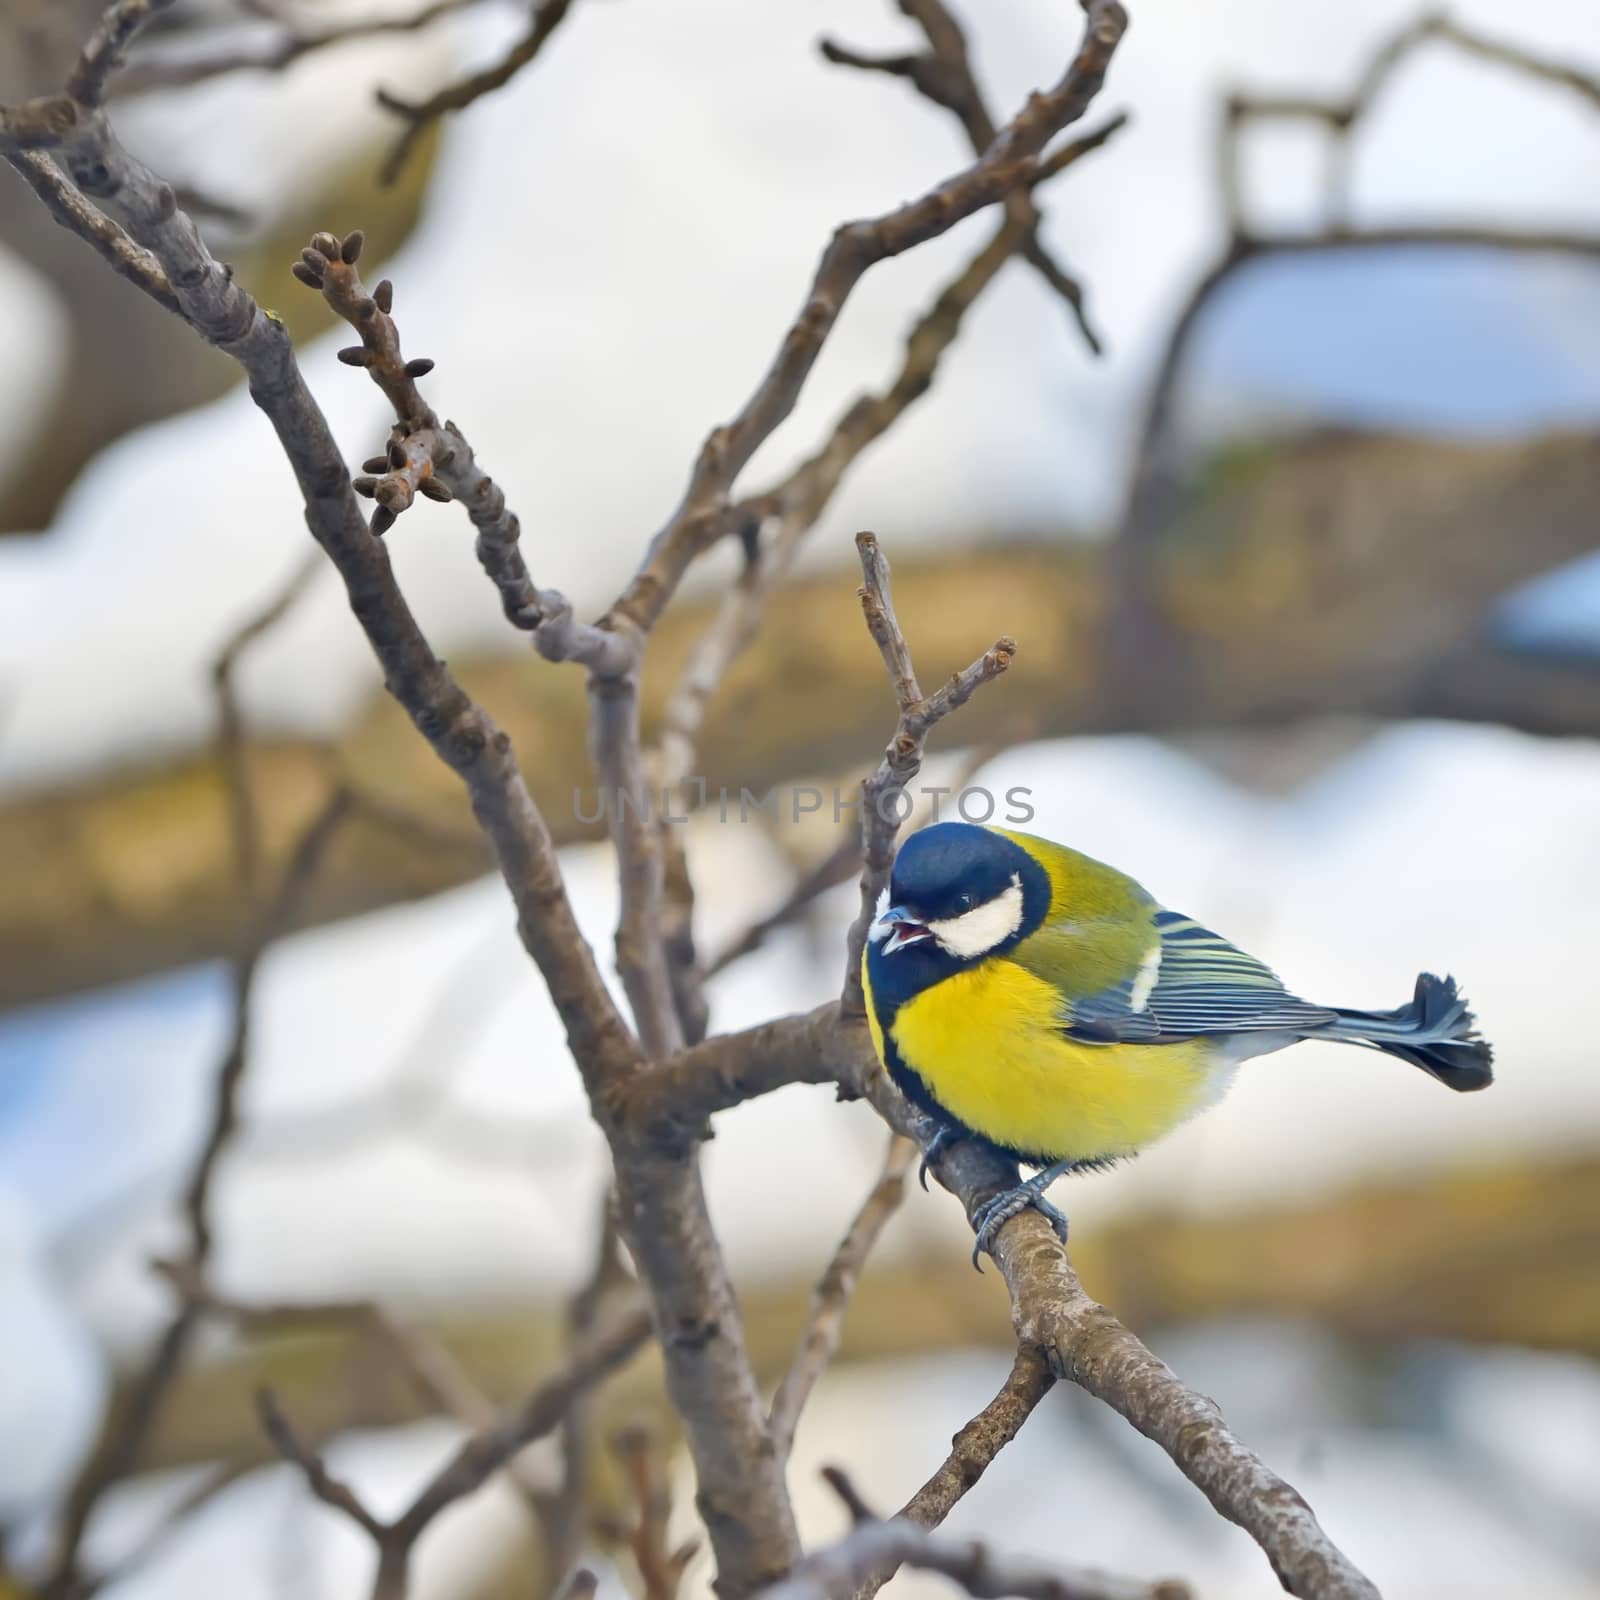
[3,0,1600,1590]
[2,0,1599,783]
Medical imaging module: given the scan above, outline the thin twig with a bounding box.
[158,1259,504,1429]
[610,1423,700,1600]
[769,1135,916,1461]
[3,12,809,1575]
[654,198,1093,1026]
[704,728,1024,984]
[300,234,633,658]
[532,1185,631,1580]
[212,551,322,894]
[842,532,1015,1008]
[4,150,180,313]
[822,0,1118,352]
[113,0,484,98]
[1111,9,1600,701]
[760,1468,1188,1600]
[603,0,1128,640]
[850,1347,1055,1600]
[256,1391,388,1540]
[43,787,354,1596]
[656,108,1127,811]
[375,0,579,184]
[258,1301,652,1600]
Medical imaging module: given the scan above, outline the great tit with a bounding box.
[862,821,1493,1263]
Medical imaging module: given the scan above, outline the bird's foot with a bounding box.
[969,1162,1072,1270]
[918,1123,967,1191]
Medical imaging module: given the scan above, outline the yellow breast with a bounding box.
[886,957,1221,1163]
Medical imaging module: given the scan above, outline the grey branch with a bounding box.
[604,0,1128,641]
[1112,10,1600,688]
[851,1347,1056,1600]
[608,1422,701,1600]
[0,3,1394,1597]
[375,0,580,185]
[840,1027,1382,1600]
[843,531,1015,1008]
[0,10,803,1588]
[768,1134,916,1460]
[623,997,1384,1600]
[112,0,485,98]
[821,0,1120,352]
[761,1469,1188,1600]
[257,1300,652,1600]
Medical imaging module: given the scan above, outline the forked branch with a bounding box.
[761,1468,1188,1600]
[843,531,1015,1007]
[258,1300,651,1600]
[768,1134,917,1461]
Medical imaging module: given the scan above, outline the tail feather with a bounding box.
[1320,972,1493,1092]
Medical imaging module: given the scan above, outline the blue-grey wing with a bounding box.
[1064,911,1336,1044]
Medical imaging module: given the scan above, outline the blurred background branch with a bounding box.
[2,0,1599,1597]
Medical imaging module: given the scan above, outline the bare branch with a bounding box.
[68,0,175,103]
[843,532,1015,1008]
[43,786,354,1595]
[375,0,580,185]
[613,1003,851,1148]
[255,1390,389,1541]
[158,1259,505,1430]
[829,1020,1382,1600]
[212,551,322,894]
[760,1468,1187,1600]
[822,0,1119,352]
[113,0,484,98]
[605,0,1128,639]
[1112,5,1600,690]
[285,208,795,1589]
[389,1300,652,1546]
[769,1135,916,1461]
[258,1301,652,1600]
[1428,14,1600,110]
[609,1422,700,1600]
[535,1191,631,1579]
[652,196,1095,1029]
[588,3,1127,1073]
[850,1347,1055,1600]
[898,1346,1054,1529]
[302,235,634,658]
[0,109,788,1587]
[1218,14,1600,228]
[300,231,679,1056]
[4,150,179,311]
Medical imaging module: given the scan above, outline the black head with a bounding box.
[865,823,1052,1008]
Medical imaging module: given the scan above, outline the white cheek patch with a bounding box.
[929,875,1025,959]
[1129,943,1162,1012]
[868,885,892,942]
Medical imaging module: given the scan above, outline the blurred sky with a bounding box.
[1,0,1599,783]
[2,1,1600,1592]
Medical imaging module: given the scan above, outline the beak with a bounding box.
[872,903,933,956]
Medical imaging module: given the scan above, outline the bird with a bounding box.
[861,821,1493,1265]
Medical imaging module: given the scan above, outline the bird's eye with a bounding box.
[953,892,975,913]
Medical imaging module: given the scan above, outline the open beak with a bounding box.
[872,904,933,956]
